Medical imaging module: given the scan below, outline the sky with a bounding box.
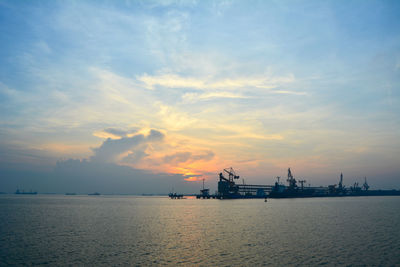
[0,0,399,194]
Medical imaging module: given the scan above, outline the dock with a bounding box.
[168,193,184,199]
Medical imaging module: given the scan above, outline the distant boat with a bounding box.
[15,189,37,195]
[65,193,77,195]
[88,192,101,196]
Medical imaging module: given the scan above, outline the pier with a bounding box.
[168,193,184,199]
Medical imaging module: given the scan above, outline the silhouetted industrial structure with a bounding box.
[168,167,400,200]
[217,167,272,198]
[206,167,400,199]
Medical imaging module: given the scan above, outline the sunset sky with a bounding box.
[1,0,399,193]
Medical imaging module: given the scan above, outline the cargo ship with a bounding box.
[15,189,37,195]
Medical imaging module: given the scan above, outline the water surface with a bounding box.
[1,195,399,266]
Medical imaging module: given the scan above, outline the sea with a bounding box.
[1,195,399,266]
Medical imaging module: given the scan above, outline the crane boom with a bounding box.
[224,167,240,183]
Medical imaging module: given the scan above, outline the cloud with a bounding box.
[53,159,204,194]
[34,41,52,54]
[0,82,20,97]
[93,127,139,139]
[91,129,164,163]
[91,135,145,162]
[103,128,131,137]
[121,150,149,164]
[0,143,56,170]
[396,60,400,71]
[136,73,295,90]
[273,90,307,95]
[137,74,203,90]
[163,150,215,164]
[182,91,249,103]
[191,150,215,161]
[157,103,198,131]
[164,152,192,164]
[0,158,201,194]
[147,129,165,142]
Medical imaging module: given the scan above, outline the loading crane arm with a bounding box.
[224,167,240,182]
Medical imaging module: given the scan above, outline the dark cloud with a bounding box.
[91,134,145,162]
[192,150,215,161]
[164,152,192,164]
[121,150,149,164]
[163,150,215,164]
[0,143,55,170]
[0,159,202,194]
[91,129,165,163]
[147,129,164,142]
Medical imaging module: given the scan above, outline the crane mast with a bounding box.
[287,168,297,189]
[223,167,240,183]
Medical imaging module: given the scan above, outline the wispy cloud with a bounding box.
[0,82,19,97]
[273,90,307,95]
[93,127,139,139]
[182,91,249,103]
[136,73,296,91]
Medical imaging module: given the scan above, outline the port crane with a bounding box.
[219,167,240,185]
[218,167,272,198]
[363,177,369,191]
[338,173,345,192]
[287,168,297,189]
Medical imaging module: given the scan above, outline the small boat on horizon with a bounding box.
[15,189,37,195]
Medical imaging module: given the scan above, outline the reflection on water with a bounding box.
[1,195,399,266]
